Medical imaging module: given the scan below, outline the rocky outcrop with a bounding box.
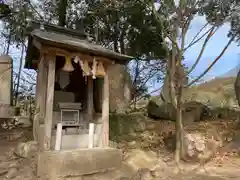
[161,64,188,104]
[14,141,38,159]
[208,107,240,120]
[183,101,211,121]
[163,132,220,163]
[108,64,132,113]
[147,101,176,120]
[93,64,132,113]
[182,133,220,163]
[147,100,210,122]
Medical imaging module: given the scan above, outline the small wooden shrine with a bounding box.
[25,21,133,178]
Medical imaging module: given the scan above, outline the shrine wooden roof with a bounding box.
[25,21,133,69]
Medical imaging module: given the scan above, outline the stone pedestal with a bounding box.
[0,55,14,119]
[0,104,15,118]
[0,55,12,105]
[37,148,122,179]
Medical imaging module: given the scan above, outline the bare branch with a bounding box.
[187,36,235,87]
[186,26,217,76]
[129,86,162,106]
[26,0,44,20]
[13,72,36,85]
[185,22,209,50]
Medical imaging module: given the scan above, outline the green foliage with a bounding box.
[0,2,11,19]
[109,113,135,141]
[1,0,168,98]
[1,0,34,46]
[109,112,147,141]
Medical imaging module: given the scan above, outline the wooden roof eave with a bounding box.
[31,29,133,64]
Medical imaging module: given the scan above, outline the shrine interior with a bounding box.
[53,55,103,115]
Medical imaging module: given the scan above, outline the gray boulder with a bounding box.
[147,100,176,120]
[183,101,211,122]
[147,100,210,122]
[93,64,132,114]
[108,64,132,113]
[208,107,240,120]
[163,132,220,163]
[14,141,38,158]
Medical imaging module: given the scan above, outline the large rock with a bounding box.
[163,132,220,163]
[14,141,38,158]
[109,112,148,140]
[161,64,188,104]
[108,64,132,113]
[183,101,211,122]
[147,100,210,122]
[182,133,220,163]
[94,64,132,114]
[208,107,240,120]
[147,100,176,120]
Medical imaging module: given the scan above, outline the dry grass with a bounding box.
[191,77,235,93]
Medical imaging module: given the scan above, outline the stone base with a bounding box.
[38,124,103,150]
[37,148,122,179]
[0,104,15,118]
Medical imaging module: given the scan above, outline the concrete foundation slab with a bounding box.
[37,148,122,179]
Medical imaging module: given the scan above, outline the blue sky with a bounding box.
[184,16,239,80]
[148,16,239,94]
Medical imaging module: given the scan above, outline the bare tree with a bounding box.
[152,0,238,164]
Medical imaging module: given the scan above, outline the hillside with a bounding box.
[193,77,235,92]
[220,66,240,78]
[181,77,238,108]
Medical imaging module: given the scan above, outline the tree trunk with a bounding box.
[235,69,240,106]
[175,83,184,163]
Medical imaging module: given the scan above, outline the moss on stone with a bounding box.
[109,112,147,141]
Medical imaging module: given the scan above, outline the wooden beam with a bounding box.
[39,55,48,124]
[33,38,42,50]
[101,69,109,147]
[32,59,41,141]
[33,55,47,142]
[43,54,56,151]
[87,76,94,121]
[40,46,114,64]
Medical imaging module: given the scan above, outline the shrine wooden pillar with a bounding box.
[102,67,109,147]
[33,55,48,141]
[43,54,56,150]
[87,76,94,121]
[38,55,48,124]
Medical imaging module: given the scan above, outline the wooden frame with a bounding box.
[34,40,111,151]
[102,68,109,147]
[43,54,56,150]
[33,37,115,65]
[87,76,94,121]
[33,54,48,142]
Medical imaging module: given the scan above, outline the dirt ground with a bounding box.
[0,123,239,180]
